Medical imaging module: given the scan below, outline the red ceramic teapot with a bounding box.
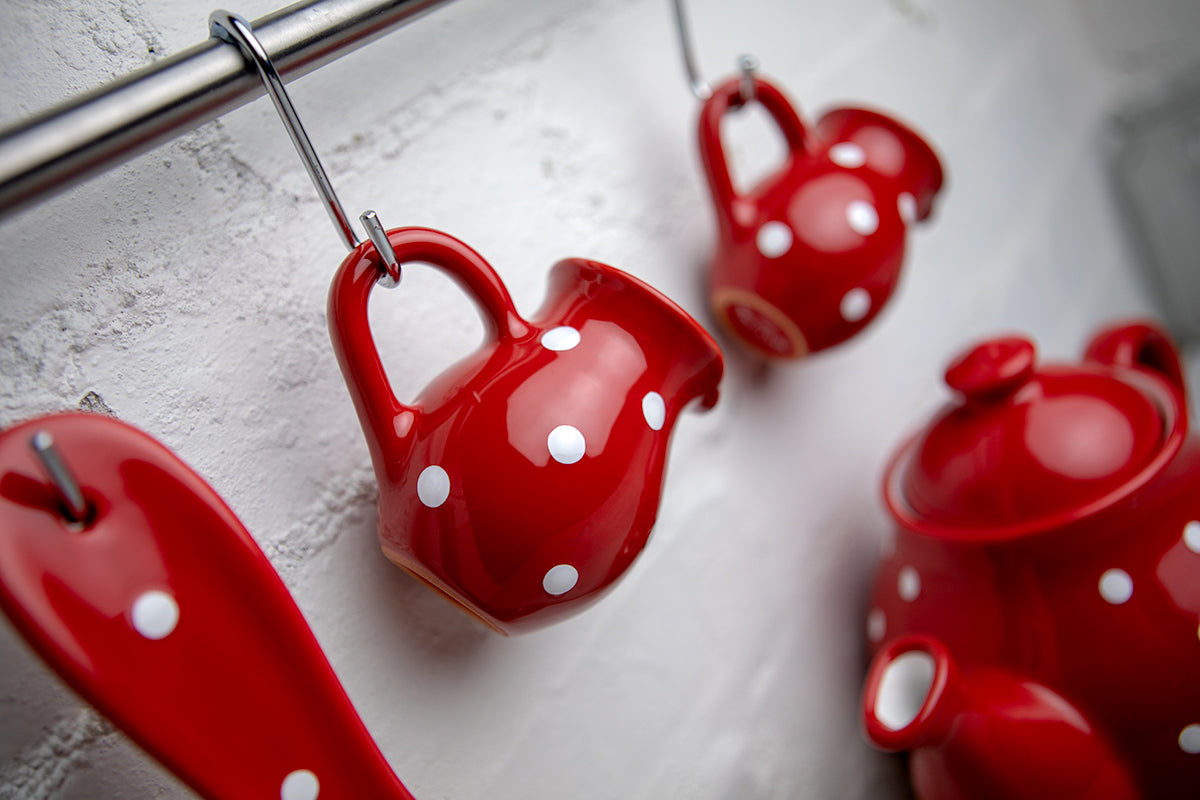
[328,227,724,635]
[860,321,1200,798]
[0,412,416,800]
[698,75,944,359]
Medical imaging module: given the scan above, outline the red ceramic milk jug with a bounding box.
[860,321,1200,798]
[328,227,724,635]
[699,75,944,359]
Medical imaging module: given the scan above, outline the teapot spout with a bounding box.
[863,635,1140,799]
[862,634,956,753]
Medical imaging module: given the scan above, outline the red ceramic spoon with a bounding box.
[0,412,415,800]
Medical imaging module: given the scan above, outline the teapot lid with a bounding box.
[889,334,1185,537]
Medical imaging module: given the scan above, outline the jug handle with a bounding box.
[697,75,809,234]
[1084,320,1188,405]
[328,227,530,469]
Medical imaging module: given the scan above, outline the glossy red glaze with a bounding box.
[328,227,723,635]
[698,75,944,360]
[905,335,1172,530]
[862,321,1200,798]
[0,412,414,800]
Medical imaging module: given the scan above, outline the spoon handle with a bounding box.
[0,412,415,800]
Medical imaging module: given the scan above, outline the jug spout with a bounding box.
[815,108,945,222]
[863,635,1140,800]
[541,257,724,414]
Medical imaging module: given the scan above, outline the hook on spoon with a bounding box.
[29,431,90,523]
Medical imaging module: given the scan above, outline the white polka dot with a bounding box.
[1180,725,1200,754]
[543,564,579,596]
[847,201,879,236]
[866,608,887,643]
[1099,569,1133,604]
[898,192,918,224]
[541,326,581,351]
[417,465,450,508]
[1184,521,1200,554]
[548,425,586,464]
[642,392,666,431]
[756,221,793,258]
[898,566,921,602]
[829,142,867,168]
[131,590,179,640]
[281,769,320,800]
[839,288,872,322]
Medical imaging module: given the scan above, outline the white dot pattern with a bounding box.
[840,288,872,322]
[417,465,450,508]
[543,564,579,596]
[898,192,918,224]
[866,608,887,643]
[847,201,879,236]
[642,392,666,431]
[1180,725,1200,755]
[1099,569,1133,604]
[898,566,921,602]
[1184,520,1200,554]
[548,425,586,464]
[281,769,320,800]
[131,590,179,640]
[756,221,794,258]
[829,142,867,168]
[541,326,581,351]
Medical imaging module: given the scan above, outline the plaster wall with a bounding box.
[1,0,1199,798]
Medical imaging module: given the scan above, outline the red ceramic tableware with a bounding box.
[0,412,415,800]
[698,75,944,359]
[861,321,1200,798]
[328,226,724,635]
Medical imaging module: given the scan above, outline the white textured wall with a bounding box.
[2,1,1198,798]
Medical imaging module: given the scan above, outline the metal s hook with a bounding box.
[209,10,361,251]
[670,0,760,104]
[209,10,403,289]
[360,210,400,287]
[738,54,759,103]
[29,431,90,523]
[671,0,710,100]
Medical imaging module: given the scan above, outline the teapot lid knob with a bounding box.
[944,336,1036,402]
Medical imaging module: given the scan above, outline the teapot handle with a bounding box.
[328,227,530,468]
[697,75,809,233]
[1084,320,1187,404]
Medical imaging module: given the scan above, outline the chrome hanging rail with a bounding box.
[0,0,456,220]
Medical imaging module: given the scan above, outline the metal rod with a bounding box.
[0,0,456,220]
[210,10,361,250]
